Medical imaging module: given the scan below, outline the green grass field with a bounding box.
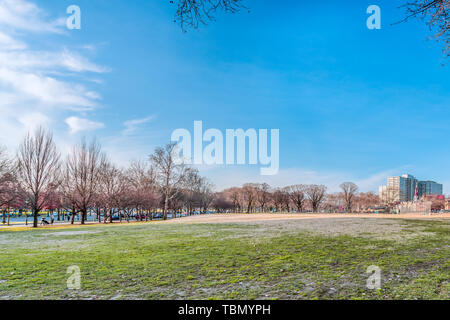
[0,217,448,300]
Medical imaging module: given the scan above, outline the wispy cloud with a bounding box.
[0,48,109,73]
[123,115,155,135]
[0,68,100,110]
[0,0,65,33]
[0,30,26,49]
[354,169,401,191]
[18,112,51,131]
[65,116,105,134]
[0,0,107,150]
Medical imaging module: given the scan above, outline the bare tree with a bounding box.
[281,187,291,212]
[399,0,450,61]
[0,147,22,223]
[198,178,215,213]
[98,161,125,223]
[0,147,16,207]
[16,127,60,228]
[224,187,243,212]
[212,192,233,212]
[65,139,106,224]
[272,188,288,212]
[356,192,380,212]
[287,184,306,213]
[183,168,204,215]
[127,160,157,192]
[60,164,80,225]
[0,147,11,180]
[386,186,401,207]
[116,178,134,223]
[150,143,188,220]
[305,185,327,213]
[340,182,359,213]
[126,160,158,220]
[255,183,271,213]
[242,183,257,213]
[323,193,342,213]
[172,0,246,31]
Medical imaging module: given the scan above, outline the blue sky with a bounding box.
[0,0,449,192]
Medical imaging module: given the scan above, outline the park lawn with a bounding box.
[0,218,448,300]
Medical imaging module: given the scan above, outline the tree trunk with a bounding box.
[163,193,169,220]
[81,208,86,225]
[71,205,76,225]
[33,207,38,228]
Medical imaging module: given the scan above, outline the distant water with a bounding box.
[0,214,98,223]
[1,211,213,224]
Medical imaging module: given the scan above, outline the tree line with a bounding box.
[0,127,384,228]
[214,182,380,214]
[0,127,215,228]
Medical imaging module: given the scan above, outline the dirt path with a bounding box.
[1,213,448,232]
[165,213,450,224]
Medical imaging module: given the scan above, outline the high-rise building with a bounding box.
[418,181,443,197]
[379,174,443,203]
[401,174,418,201]
[378,185,388,203]
[384,174,417,202]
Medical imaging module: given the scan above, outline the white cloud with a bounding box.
[65,116,105,134]
[0,31,26,49]
[0,0,107,151]
[18,112,51,130]
[123,115,155,135]
[59,49,109,73]
[0,0,65,33]
[0,68,99,109]
[0,49,108,73]
[354,169,400,191]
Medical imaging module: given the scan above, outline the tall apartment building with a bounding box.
[418,181,443,197]
[379,174,443,203]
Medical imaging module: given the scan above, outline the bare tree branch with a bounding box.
[172,0,246,31]
[305,185,327,213]
[397,0,450,62]
[340,182,359,213]
[16,127,60,228]
[64,138,106,225]
[150,142,189,220]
